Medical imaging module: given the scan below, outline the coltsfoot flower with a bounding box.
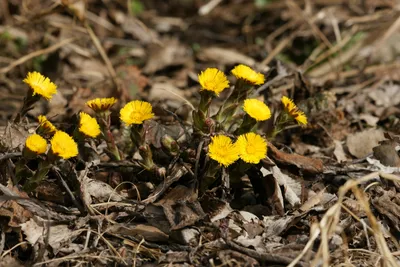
[120,100,154,125]
[231,64,265,85]
[198,68,230,96]
[38,115,57,134]
[25,134,47,155]
[236,132,267,164]
[243,99,271,121]
[86,97,117,112]
[281,96,307,125]
[23,72,57,100]
[208,135,239,167]
[79,112,101,138]
[50,131,78,159]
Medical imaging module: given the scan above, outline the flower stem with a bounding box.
[99,114,121,160]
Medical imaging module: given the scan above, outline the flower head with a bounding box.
[86,97,117,112]
[120,100,154,125]
[38,115,57,134]
[198,68,230,96]
[243,99,271,121]
[231,64,265,85]
[79,112,101,138]
[208,135,239,167]
[23,72,57,100]
[50,131,78,159]
[281,96,307,125]
[236,133,267,164]
[25,134,47,155]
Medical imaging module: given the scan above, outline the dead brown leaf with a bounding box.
[346,128,385,158]
[267,143,324,174]
[144,185,205,234]
[197,47,256,66]
[143,39,190,74]
[0,186,32,228]
[108,223,169,242]
[373,140,400,167]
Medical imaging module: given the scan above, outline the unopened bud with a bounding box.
[161,134,179,156]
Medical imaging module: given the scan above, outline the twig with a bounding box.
[141,164,188,204]
[373,16,400,53]
[53,167,85,215]
[1,241,28,259]
[84,21,120,94]
[225,238,308,267]
[0,37,77,74]
[84,226,91,250]
[0,229,5,256]
[133,238,145,267]
[286,0,332,48]
[261,36,293,66]
[199,0,223,16]
[194,140,204,181]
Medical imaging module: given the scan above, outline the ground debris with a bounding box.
[1,0,400,266]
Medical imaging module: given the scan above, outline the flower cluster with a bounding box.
[16,66,308,195]
[195,64,307,172]
[208,132,267,167]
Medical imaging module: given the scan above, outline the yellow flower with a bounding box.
[79,112,101,138]
[120,100,154,125]
[198,68,229,96]
[236,133,267,164]
[38,115,57,134]
[208,135,239,167]
[50,131,78,159]
[281,96,307,125]
[86,97,117,112]
[231,64,265,85]
[23,72,57,100]
[243,99,271,121]
[25,134,47,155]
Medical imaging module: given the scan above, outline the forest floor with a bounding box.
[0,0,400,266]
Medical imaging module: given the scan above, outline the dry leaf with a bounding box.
[346,128,385,158]
[271,166,302,208]
[267,143,324,174]
[144,39,189,73]
[333,140,347,163]
[197,47,256,66]
[108,223,169,242]
[373,141,400,167]
[20,217,77,253]
[85,178,124,203]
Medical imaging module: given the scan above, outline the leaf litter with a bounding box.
[0,1,400,266]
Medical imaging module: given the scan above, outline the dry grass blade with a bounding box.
[84,21,120,94]
[0,37,77,74]
[289,172,400,266]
